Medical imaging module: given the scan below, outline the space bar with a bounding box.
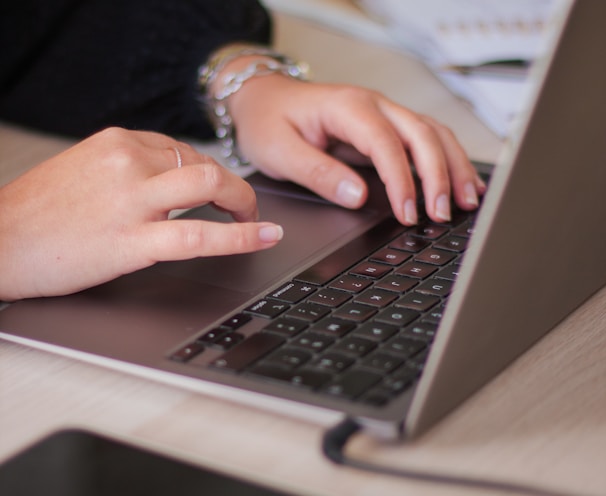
[294,217,406,285]
[211,333,285,372]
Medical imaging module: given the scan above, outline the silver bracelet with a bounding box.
[199,47,310,167]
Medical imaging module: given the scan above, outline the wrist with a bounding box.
[198,43,310,167]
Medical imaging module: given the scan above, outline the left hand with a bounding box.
[229,74,486,226]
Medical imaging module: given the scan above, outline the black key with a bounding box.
[309,352,354,373]
[354,288,398,308]
[295,217,406,285]
[214,332,244,350]
[170,342,205,362]
[268,281,317,303]
[424,303,448,324]
[323,369,382,399]
[244,299,289,319]
[353,322,398,342]
[329,274,373,293]
[361,351,404,373]
[219,313,252,330]
[196,328,229,345]
[285,302,331,322]
[349,261,392,279]
[409,224,448,239]
[389,234,430,253]
[332,302,377,322]
[383,336,426,359]
[395,293,440,312]
[211,332,285,371]
[396,261,437,279]
[263,318,308,337]
[263,347,313,369]
[401,321,438,342]
[434,235,468,253]
[452,220,476,238]
[248,364,332,389]
[435,265,461,281]
[374,275,418,293]
[311,317,355,337]
[375,307,420,327]
[290,332,334,352]
[414,248,456,266]
[307,288,351,307]
[370,248,411,266]
[415,278,453,297]
[381,366,419,393]
[331,336,377,357]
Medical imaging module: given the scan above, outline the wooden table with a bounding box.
[1,12,605,496]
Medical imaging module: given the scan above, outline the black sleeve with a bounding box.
[0,0,272,139]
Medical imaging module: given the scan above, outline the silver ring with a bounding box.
[173,146,183,168]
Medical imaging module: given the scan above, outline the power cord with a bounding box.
[322,418,578,496]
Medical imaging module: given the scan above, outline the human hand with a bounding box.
[229,74,486,225]
[0,127,283,300]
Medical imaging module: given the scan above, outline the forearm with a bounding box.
[0,0,272,139]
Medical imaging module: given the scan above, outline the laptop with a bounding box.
[1,0,605,440]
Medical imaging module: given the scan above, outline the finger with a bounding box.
[421,115,486,211]
[253,124,371,211]
[133,219,284,262]
[312,93,420,225]
[140,161,259,222]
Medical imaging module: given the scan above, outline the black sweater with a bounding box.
[0,0,272,139]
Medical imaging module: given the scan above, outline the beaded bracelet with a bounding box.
[199,45,310,167]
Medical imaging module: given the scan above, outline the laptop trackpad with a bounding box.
[156,185,379,294]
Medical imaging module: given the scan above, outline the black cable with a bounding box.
[322,418,579,496]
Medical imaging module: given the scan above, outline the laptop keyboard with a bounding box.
[170,209,476,408]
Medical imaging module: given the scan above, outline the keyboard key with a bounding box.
[414,248,456,266]
[331,336,377,357]
[309,352,354,374]
[268,281,317,303]
[263,318,308,337]
[214,332,244,350]
[349,261,392,279]
[395,293,440,312]
[219,313,252,330]
[332,302,377,322]
[196,328,229,346]
[361,351,404,373]
[263,347,313,369]
[323,369,382,399]
[291,332,335,352]
[374,275,418,293]
[211,332,285,371]
[409,224,448,239]
[244,299,289,319]
[396,261,437,279]
[284,302,331,322]
[383,336,426,359]
[248,364,332,389]
[415,278,453,297]
[401,322,438,342]
[353,322,399,342]
[354,287,398,307]
[434,235,468,252]
[307,288,351,307]
[435,265,461,281]
[370,248,411,265]
[329,274,372,293]
[375,307,420,327]
[311,317,355,337]
[389,234,430,253]
[170,342,205,362]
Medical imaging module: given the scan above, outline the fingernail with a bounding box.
[435,194,451,221]
[259,224,283,243]
[404,199,418,225]
[464,182,479,207]
[336,179,364,208]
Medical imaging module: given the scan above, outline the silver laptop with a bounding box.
[1,0,605,440]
